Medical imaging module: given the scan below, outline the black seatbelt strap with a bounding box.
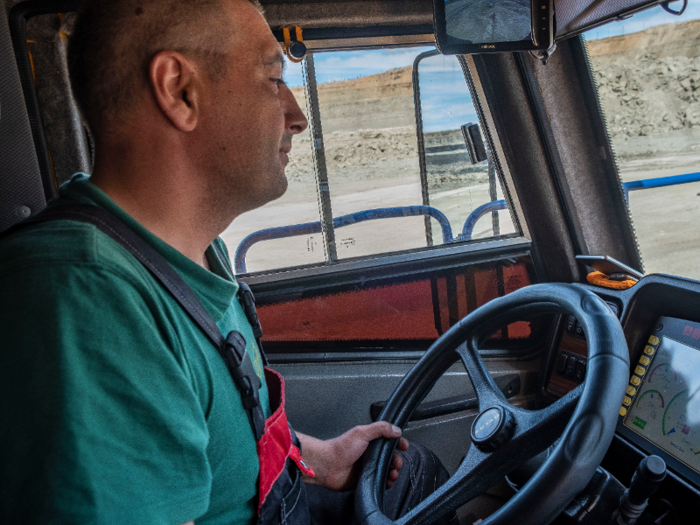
[1,202,266,440]
[212,242,268,367]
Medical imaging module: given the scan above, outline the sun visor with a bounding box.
[555,0,667,41]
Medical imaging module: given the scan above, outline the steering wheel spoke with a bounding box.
[511,385,582,444]
[395,444,516,525]
[455,340,505,409]
[394,386,582,525]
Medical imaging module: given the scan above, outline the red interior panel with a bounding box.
[257,260,534,343]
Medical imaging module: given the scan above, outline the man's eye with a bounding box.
[271,78,285,87]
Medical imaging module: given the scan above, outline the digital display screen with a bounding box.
[624,337,700,474]
[444,0,533,45]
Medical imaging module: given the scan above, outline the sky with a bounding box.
[283,1,699,132]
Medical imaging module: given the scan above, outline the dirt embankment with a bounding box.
[587,20,700,64]
[284,20,700,188]
[592,55,700,141]
[291,66,415,133]
[588,21,700,160]
[288,66,488,190]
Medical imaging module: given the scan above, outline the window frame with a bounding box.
[234,46,530,280]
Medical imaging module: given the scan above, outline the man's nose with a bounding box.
[282,85,308,134]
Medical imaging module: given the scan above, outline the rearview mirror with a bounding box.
[433,0,673,55]
[433,0,554,54]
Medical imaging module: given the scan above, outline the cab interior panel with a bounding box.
[3,0,700,524]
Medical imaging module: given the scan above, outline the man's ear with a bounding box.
[149,50,200,132]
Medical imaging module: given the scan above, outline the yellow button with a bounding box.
[631,376,641,386]
[635,365,646,376]
[620,407,628,417]
[640,356,650,366]
[648,336,660,346]
[627,385,637,396]
[644,345,656,355]
[623,396,632,406]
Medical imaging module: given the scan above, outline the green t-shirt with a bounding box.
[0,174,270,524]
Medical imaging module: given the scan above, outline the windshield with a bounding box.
[222,46,517,275]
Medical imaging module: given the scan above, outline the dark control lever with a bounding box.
[610,456,667,525]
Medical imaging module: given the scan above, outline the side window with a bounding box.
[415,52,514,244]
[585,7,700,280]
[222,46,519,275]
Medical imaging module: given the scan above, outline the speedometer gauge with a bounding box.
[633,389,664,428]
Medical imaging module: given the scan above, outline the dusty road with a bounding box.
[619,151,700,281]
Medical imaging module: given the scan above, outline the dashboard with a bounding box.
[546,274,700,501]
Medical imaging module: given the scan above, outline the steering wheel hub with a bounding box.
[471,406,516,452]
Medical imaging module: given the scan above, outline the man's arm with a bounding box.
[297,422,409,492]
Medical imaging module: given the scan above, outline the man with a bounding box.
[0,0,452,523]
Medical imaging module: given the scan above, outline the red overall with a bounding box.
[256,368,315,525]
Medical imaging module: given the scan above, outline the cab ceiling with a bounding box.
[260,0,433,29]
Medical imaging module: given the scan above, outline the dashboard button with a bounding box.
[565,356,577,377]
[556,353,568,373]
[635,365,646,376]
[620,407,628,417]
[644,345,656,355]
[622,396,632,407]
[627,385,637,396]
[574,359,586,382]
[631,376,641,386]
[648,335,660,346]
[639,355,650,366]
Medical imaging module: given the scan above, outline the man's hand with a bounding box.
[297,422,410,492]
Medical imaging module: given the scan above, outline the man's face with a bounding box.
[197,0,308,213]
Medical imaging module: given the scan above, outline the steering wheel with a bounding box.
[356,283,630,525]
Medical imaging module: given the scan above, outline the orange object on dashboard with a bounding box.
[586,271,637,290]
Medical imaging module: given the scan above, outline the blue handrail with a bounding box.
[460,172,700,241]
[234,171,700,273]
[461,200,507,241]
[622,171,700,199]
[234,205,453,273]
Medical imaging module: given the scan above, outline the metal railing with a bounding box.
[233,172,700,274]
[234,206,453,274]
[622,171,700,200]
[461,200,507,242]
[461,172,700,241]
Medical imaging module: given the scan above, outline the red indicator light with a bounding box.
[683,325,694,336]
[694,329,700,340]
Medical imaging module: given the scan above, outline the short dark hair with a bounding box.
[67,0,235,139]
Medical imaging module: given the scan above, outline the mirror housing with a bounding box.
[433,0,554,54]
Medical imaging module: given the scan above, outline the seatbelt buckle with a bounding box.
[223,331,261,410]
[237,282,264,341]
